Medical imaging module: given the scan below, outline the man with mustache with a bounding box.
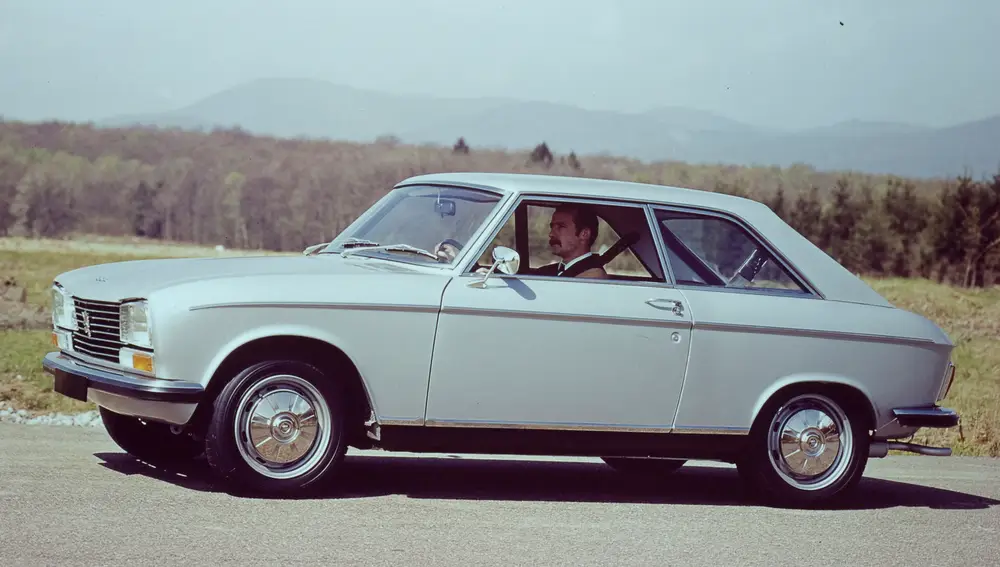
[535,204,609,279]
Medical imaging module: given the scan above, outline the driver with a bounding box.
[537,204,608,279]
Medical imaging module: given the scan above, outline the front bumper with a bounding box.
[43,351,204,404]
[892,405,960,428]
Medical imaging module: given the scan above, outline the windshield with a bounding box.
[323,184,506,265]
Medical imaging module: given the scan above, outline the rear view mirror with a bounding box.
[434,199,456,217]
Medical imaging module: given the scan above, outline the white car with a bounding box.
[43,172,959,507]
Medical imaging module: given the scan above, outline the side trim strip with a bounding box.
[424,419,673,433]
[421,418,749,435]
[379,418,425,426]
[189,302,437,313]
[695,321,939,347]
[440,306,690,329]
[672,426,750,435]
[439,305,937,346]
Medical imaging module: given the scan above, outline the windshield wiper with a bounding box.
[316,238,379,254]
[340,243,440,261]
[339,238,381,249]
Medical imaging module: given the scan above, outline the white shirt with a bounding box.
[558,252,593,274]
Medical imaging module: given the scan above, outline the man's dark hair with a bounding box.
[554,203,599,247]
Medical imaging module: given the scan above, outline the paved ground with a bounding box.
[2,424,998,566]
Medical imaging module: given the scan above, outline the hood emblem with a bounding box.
[80,312,92,337]
[95,276,107,282]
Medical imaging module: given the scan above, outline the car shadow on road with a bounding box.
[93,451,999,511]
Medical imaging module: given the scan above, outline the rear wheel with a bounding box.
[737,390,869,508]
[204,360,347,494]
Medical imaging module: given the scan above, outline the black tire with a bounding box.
[99,406,204,469]
[737,389,870,508]
[204,360,348,495]
[601,457,687,476]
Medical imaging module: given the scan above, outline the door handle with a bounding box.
[645,298,685,317]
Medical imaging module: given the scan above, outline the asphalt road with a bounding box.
[2,424,998,566]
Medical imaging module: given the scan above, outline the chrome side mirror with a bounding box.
[492,246,520,275]
[468,246,520,288]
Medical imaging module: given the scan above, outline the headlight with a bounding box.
[119,300,153,349]
[51,285,77,331]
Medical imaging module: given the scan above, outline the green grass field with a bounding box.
[1,236,996,456]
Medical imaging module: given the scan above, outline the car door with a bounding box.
[648,204,836,433]
[423,273,693,431]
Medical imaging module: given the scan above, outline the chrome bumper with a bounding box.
[43,351,204,404]
[892,406,960,429]
[867,405,960,458]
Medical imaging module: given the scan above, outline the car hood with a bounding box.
[54,253,432,302]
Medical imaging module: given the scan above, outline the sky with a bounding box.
[1,0,997,130]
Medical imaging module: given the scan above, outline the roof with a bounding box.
[400,171,763,213]
[397,172,893,308]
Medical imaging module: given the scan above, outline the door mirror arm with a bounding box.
[468,246,520,288]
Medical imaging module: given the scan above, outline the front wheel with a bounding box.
[204,360,347,494]
[100,406,203,469]
[737,391,869,508]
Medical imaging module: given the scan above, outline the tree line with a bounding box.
[1,120,998,287]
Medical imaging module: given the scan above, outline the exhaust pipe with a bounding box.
[869,441,952,458]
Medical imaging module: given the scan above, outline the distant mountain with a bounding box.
[102,77,513,141]
[101,77,1000,179]
[639,106,764,133]
[800,120,930,136]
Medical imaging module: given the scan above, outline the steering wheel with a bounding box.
[727,248,769,285]
[433,238,464,263]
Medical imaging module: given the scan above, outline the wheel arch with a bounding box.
[189,333,377,446]
[751,375,878,432]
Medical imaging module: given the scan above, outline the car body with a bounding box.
[43,172,959,506]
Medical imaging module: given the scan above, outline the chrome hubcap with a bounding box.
[767,394,853,491]
[234,374,332,479]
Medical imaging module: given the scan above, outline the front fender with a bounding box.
[151,302,442,424]
[199,323,377,410]
[145,271,450,423]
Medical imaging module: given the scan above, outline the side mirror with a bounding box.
[468,246,520,288]
[303,242,329,256]
[492,246,520,275]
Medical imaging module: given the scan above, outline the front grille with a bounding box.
[72,298,123,363]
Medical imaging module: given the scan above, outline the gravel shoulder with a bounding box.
[0,400,102,426]
[2,423,999,566]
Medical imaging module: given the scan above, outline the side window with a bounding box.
[526,203,557,270]
[472,198,664,282]
[525,204,654,279]
[654,209,808,293]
